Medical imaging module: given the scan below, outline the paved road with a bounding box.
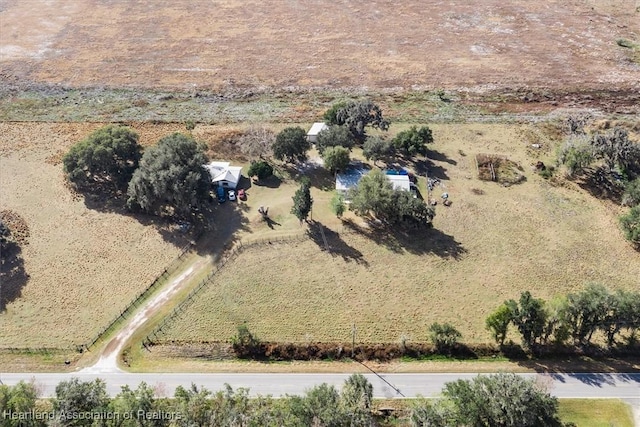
[1,372,639,399]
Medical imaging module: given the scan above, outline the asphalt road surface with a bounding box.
[1,372,639,399]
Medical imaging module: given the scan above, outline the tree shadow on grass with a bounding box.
[80,192,199,248]
[0,241,29,312]
[307,220,368,266]
[195,199,252,262]
[251,174,282,189]
[575,167,624,205]
[342,219,467,259]
[391,150,456,181]
[428,149,458,166]
[277,162,335,190]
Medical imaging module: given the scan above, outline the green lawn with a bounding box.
[558,399,634,427]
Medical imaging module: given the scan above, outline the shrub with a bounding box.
[330,192,346,218]
[231,324,262,358]
[539,166,555,179]
[622,178,640,207]
[393,125,433,156]
[557,135,594,177]
[247,160,273,180]
[619,206,640,246]
[428,322,462,353]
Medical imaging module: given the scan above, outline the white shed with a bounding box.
[307,122,329,143]
[386,174,411,192]
[203,161,243,189]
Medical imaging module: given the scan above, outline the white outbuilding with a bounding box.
[307,122,329,143]
[203,161,243,189]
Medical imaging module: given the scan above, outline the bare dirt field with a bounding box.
[1,0,639,94]
[152,123,640,345]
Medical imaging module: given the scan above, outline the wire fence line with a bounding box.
[142,233,312,348]
[3,228,340,353]
[79,239,197,352]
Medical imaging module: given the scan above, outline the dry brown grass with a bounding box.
[2,1,638,92]
[2,121,638,351]
[157,123,640,345]
[0,123,192,348]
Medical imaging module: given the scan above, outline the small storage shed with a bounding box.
[385,171,411,192]
[307,122,329,143]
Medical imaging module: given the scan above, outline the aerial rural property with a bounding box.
[1,0,639,425]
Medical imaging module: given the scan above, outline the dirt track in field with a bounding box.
[1,0,639,94]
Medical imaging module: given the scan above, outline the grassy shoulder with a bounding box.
[558,399,635,427]
[0,349,81,373]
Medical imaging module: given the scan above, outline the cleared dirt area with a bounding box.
[1,0,639,93]
[0,122,195,348]
[153,123,640,345]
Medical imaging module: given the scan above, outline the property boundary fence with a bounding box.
[143,233,310,347]
[80,240,197,352]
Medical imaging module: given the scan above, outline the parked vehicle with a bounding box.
[228,190,237,201]
[238,189,246,200]
[216,186,226,202]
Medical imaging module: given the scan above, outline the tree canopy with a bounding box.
[591,127,639,175]
[291,180,313,223]
[349,169,435,228]
[487,285,640,349]
[363,135,395,164]
[324,100,389,143]
[63,125,142,193]
[620,205,640,246]
[315,125,354,155]
[441,373,565,427]
[0,381,40,427]
[393,125,433,156]
[54,378,110,426]
[321,146,350,174]
[273,127,310,163]
[506,291,548,349]
[247,160,273,181]
[485,303,513,345]
[126,133,210,217]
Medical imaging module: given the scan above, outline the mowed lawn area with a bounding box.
[558,399,635,427]
[159,123,640,344]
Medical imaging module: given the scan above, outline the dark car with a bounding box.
[216,186,226,202]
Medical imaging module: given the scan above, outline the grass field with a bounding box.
[155,122,640,345]
[2,121,638,349]
[558,399,635,427]
[0,123,192,348]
